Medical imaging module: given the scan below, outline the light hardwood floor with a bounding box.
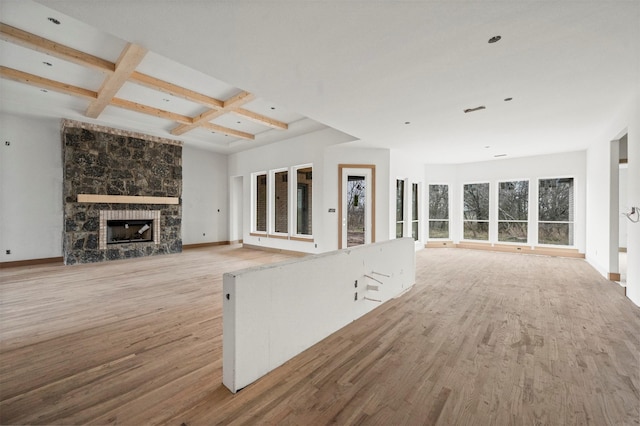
[1,246,638,425]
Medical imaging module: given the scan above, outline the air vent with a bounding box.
[464,106,486,113]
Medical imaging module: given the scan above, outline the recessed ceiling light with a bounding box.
[494,154,507,158]
[42,61,53,67]
[47,17,61,25]
[504,97,513,101]
[211,131,216,134]
[488,35,501,44]
[237,121,241,124]
[404,121,411,125]
[464,106,486,113]
[484,145,491,149]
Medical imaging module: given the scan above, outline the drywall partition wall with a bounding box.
[222,237,415,393]
[228,127,355,254]
[182,146,228,245]
[0,114,63,262]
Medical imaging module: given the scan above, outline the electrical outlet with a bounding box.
[6,249,11,255]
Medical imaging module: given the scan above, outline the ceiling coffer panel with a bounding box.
[0,7,296,147]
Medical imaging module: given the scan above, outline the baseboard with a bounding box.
[229,240,243,245]
[183,241,230,249]
[425,241,455,248]
[0,256,64,269]
[608,272,621,281]
[242,243,307,257]
[426,241,585,259]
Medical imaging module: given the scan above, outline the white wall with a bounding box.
[586,91,639,306]
[627,94,640,305]
[228,129,376,253]
[182,145,229,245]
[0,113,63,261]
[425,151,587,251]
[324,144,391,250]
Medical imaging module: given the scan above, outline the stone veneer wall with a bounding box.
[62,120,182,264]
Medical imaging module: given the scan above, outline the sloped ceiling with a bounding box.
[2,0,639,163]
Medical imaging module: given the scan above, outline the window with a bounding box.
[254,173,267,232]
[428,184,449,239]
[411,183,420,241]
[295,166,312,236]
[498,180,528,243]
[538,178,574,245]
[396,179,405,238]
[273,170,288,234]
[463,183,490,240]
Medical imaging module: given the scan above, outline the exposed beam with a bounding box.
[223,91,254,109]
[170,91,254,136]
[0,23,115,73]
[86,43,148,118]
[129,72,224,109]
[0,66,97,100]
[232,108,288,130]
[200,122,255,141]
[110,98,193,124]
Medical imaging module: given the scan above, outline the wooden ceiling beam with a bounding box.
[0,66,97,100]
[0,23,115,73]
[129,71,224,109]
[1,24,287,142]
[85,43,148,118]
[110,98,193,124]
[200,122,255,141]
[223,91,254,109]
[170,91,255,136]
[232,108,288,130]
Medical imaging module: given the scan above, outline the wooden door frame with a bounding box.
[338,164,376,249]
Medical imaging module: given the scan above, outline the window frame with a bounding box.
[537,176,575,247]
[411,182,421,242]
[292,164,314,240]
[428,183,450,240]
[251,171,268,235]
[269,168,289,237]
[396,178,407,238]
[496,179,530,244]
[462,181,491,242]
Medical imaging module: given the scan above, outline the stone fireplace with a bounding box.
[62,120,182,264]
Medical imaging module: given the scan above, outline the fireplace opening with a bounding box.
[107,219,154,244]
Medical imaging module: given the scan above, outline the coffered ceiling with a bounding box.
[0,1,325,153]
[1,0,639,162]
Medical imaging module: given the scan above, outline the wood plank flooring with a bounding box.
[1,246,638,425]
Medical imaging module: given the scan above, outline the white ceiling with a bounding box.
[2,0,639,163]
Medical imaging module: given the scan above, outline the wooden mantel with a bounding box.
[77,194,179,205]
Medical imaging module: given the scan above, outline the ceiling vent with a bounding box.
[463,106,486,113]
